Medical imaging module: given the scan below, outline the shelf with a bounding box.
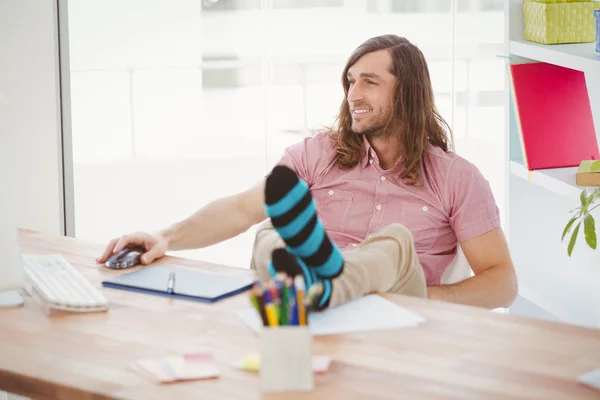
[509,161,583,200]
[509,40,600,74]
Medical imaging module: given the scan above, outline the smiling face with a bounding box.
[333,35,451,186]
[346,49,396,137]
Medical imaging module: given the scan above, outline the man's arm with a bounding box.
[97,180,267,264]
[427,227,518,309]
[161,180,267,251]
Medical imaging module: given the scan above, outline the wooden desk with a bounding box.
[1,230,599,400]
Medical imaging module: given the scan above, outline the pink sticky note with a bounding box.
[311,355,331,373]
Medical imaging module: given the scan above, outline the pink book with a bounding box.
[509,62,599,170]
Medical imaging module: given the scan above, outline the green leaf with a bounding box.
[590,188,600,207]
[562,216,577,241]
[568,222,581,257]
[584,214,597,249]
[580,189,593,214]
[579,189,594,209]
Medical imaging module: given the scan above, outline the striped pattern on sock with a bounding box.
[264,165,345,279]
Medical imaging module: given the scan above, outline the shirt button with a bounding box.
[352,243,357,247]
[422,206,428,211]
[376,204,382,211]
[328,190,334,195]
[369,159,374,164]
[380,176,386,181]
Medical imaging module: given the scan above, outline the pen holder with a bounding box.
[259,326,314,392]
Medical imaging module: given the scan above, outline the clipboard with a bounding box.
[101,266,254,303]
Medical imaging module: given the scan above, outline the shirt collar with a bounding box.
[361,135,373,169]
[361,135,407,170]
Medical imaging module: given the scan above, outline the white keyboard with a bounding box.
[22,254,108,312]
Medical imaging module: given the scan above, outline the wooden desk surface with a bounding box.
[1,230,599,400]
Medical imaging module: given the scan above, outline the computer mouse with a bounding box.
[104,246,145,269]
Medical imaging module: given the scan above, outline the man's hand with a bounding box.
[97,231,168,266]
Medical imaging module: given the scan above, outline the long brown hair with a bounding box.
[331,34,452,185]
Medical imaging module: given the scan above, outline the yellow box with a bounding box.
[523,0,600,44]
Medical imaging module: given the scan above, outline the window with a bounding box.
[64,0,505,268]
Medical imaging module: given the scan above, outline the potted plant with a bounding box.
[562,187,600,256]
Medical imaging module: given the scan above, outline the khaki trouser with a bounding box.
[250,220,427,308]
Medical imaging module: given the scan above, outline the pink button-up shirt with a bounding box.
[278,131,500,285]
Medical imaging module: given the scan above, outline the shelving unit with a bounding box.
[509,161,582,201]
[509,39,600,74]
[506,1,600,329]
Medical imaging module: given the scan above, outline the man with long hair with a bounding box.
[98,35,517,310]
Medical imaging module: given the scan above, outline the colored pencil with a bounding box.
[295,275,306,325]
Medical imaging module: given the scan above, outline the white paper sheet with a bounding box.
[578,368,600,392]
[236,294,425,336]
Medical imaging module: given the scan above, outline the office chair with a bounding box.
[440,245,473,285]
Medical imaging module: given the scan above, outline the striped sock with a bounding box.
[270,248,332,310]
[264,165,345,279]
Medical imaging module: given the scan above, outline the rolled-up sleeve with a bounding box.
[445,158,501,243]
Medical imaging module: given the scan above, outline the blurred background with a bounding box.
[65,0,505,268]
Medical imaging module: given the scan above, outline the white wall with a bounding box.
[0,0,64,234]
[509,177,600,329]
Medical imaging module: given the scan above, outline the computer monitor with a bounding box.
[0,164,25,307]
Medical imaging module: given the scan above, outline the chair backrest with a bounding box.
[440,245,472,285]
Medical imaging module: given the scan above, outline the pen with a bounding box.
[287,278,298,325]
[167,272,176,295]
[263,290,279,327]
[253,285,269,327]
[273,274,285,304]
[295,275,306,326]
[267,281,280,320]
[279,279,289,326]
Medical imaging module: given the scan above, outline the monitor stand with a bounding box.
[0,290,23,307]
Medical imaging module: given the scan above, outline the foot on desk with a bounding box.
[264,165,345,279]
[270,248,331,311]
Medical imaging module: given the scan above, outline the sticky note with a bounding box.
[129,352,219,383]
[233,353,331,373]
